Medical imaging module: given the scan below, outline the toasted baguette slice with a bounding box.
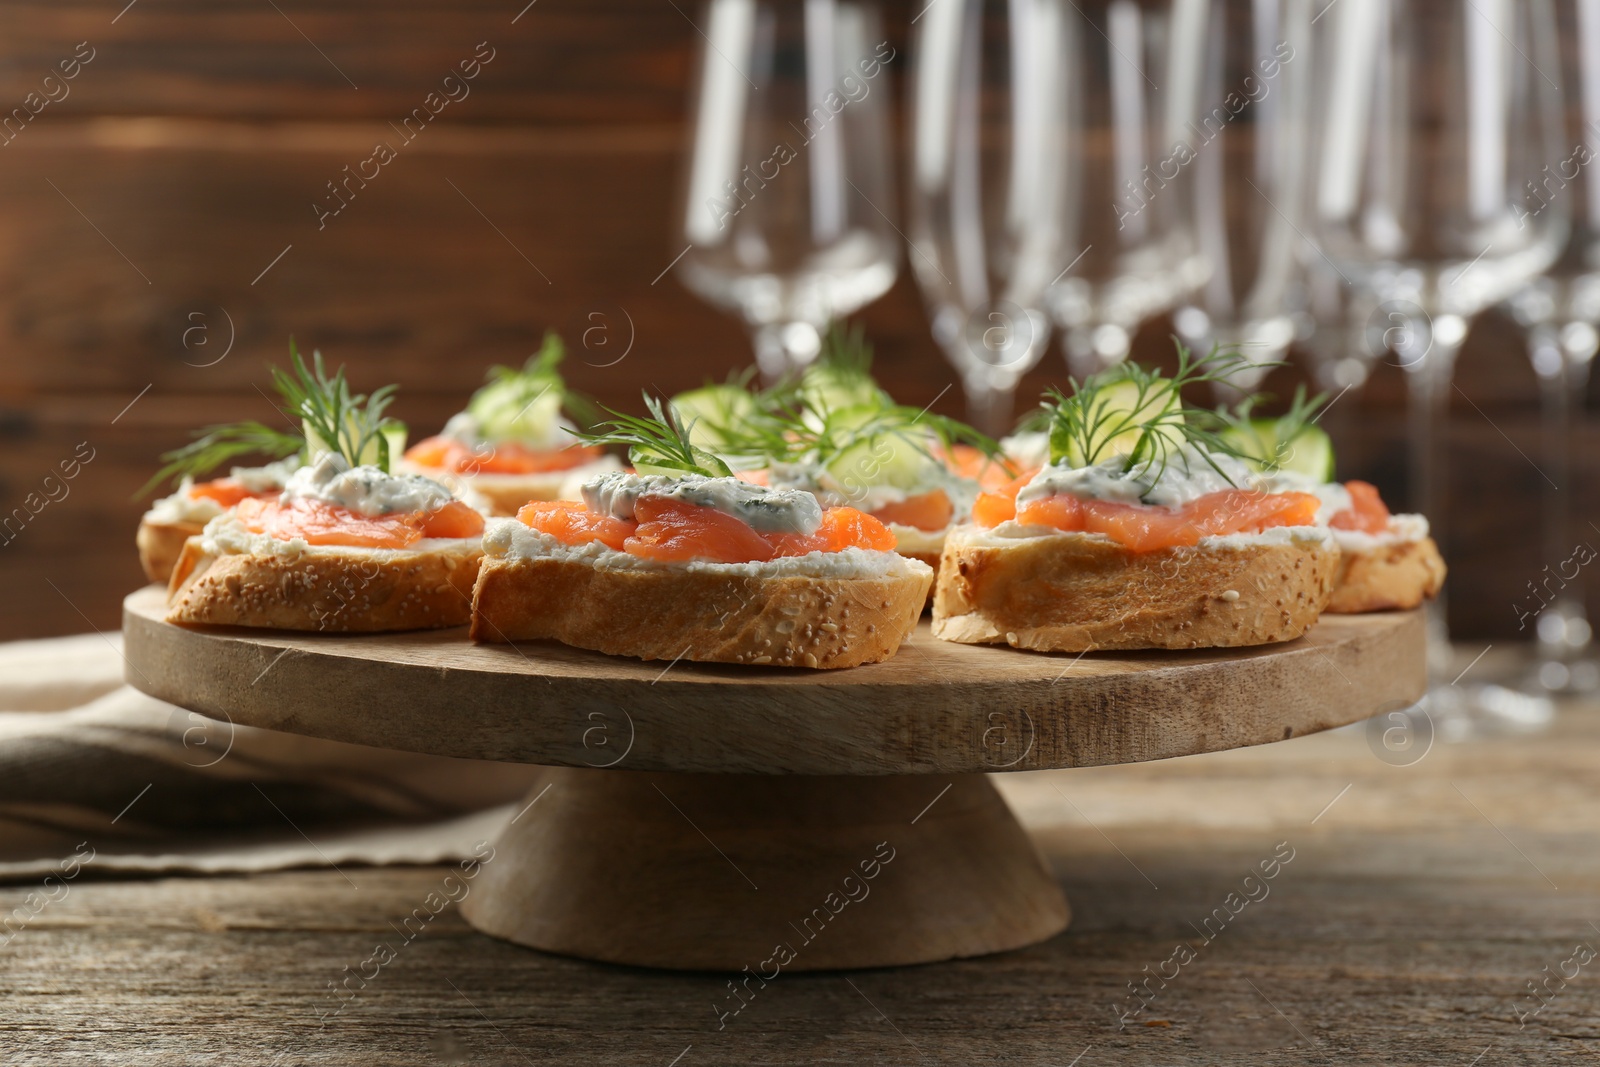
[471,552,932,668]
[932,524,1339,652]
[166,535,482,632]
[1326,534,1445,614]
[136,517,204,584]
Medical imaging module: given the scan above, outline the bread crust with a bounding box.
[1325,535,1445,614]
[905,550,940,609]
[932,526,1338,651]
[471,555,932,668]
[136,517,204,584]
[165,537,482,632]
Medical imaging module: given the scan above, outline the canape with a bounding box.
[165,349,486,632]
[1220,391,1446,614]
[401,332,619,515]
[932,349,1340,652]
[470,398,932,667]
[138,457,299,584]
[668,325,995,572]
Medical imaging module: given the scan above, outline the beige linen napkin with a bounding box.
[0,632,540,882]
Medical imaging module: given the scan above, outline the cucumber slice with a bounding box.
[1221,418,1335,480]
[800,364,887,416]
[466,374,563,445]
[669,384,756,452]
[1050,375,1183,467]
[824,428,942,492]
[304,418,409,470]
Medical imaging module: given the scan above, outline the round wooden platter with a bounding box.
[122,586,1426,972]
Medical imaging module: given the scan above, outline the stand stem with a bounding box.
[460,768,1069,971]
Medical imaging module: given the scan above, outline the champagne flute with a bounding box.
[1172,0,1314,398]
[1045,0,1210,380]
[675,0,900,382]
[1310,0,1569,730]
[1502,0,1600,695]
[907,0,1072,433]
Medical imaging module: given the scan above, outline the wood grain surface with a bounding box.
[4,702,1597,1065]
[122,586,1427,775]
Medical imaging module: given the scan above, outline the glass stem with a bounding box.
[752,322,823,386]
[1405,336,1461,672]
[1535,326,1594,657]
[963,376,1015,438]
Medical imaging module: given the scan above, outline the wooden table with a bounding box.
[5,703,1598,1065]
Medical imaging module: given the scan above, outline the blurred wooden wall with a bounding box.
[0,0,1584,641]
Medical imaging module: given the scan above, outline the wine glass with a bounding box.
[1309,0,1569,731]
[1502,0,1600,695]
[675,0,900,382]
[1171,0,1314,398]
[907,0,1072,433]
[1044,0,1210,380]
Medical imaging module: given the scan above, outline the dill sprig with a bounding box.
[273,339,403,473]
[578,393,733,478]
[818,320,874,379]
[1044,341,1274,481]
[137,421,302,499]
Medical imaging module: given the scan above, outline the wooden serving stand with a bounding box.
[122,586,1425,972]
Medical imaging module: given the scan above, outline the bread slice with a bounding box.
[136,517,204,584]
[471,552,932,668]
[166,535,482,632]
[1326,535,1445,614]
[932,524,1339,651]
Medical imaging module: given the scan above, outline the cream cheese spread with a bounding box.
[999,430,1050,472]
[582,471,823,536]
[281,452,455,516]
[1017,444,1259,510]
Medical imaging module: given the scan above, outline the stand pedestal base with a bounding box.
[460,769,1070,971]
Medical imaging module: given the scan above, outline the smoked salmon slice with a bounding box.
[870,490,954,532]
[237,497,485,548]
[518,500,636,551]
[984,486,1320,553]
[626,497,777,563]
[520,495,896,564]
[944,444,1020,491]
[405,435,603,475]
[187,478,261,508]
[767,507,897,557]
[1329,480,1391,535]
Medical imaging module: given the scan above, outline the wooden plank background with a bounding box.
[0,0,1583,640]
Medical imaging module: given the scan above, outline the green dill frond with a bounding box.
[485,330,564,391]
[818,320,874,378]
[1046,341,1274,479]
[137,421,302,499]
[577,393,733,478]
[272,338,403,473]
